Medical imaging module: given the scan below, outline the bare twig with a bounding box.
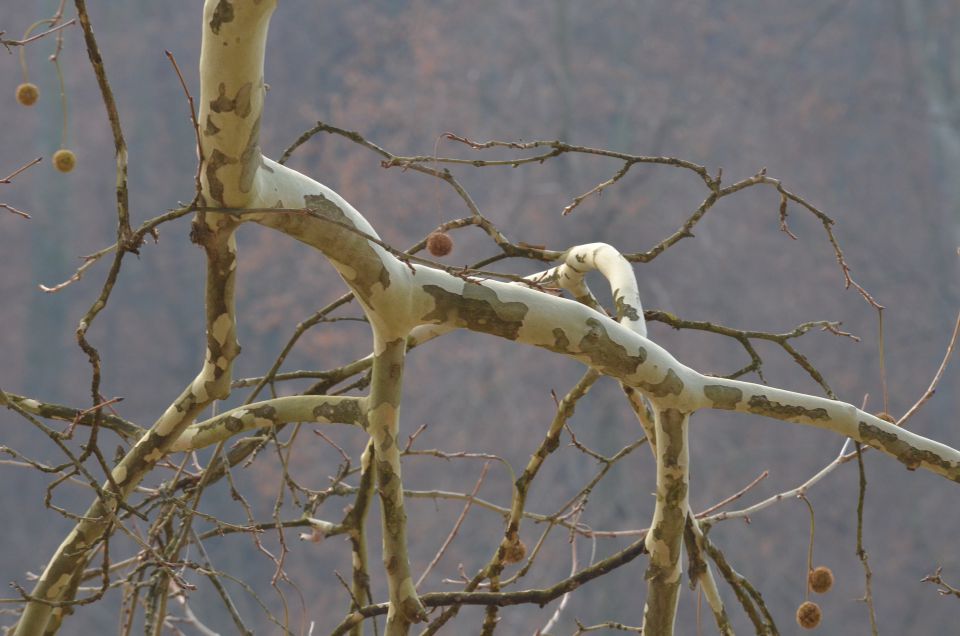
[0,157,42,219]
[921,567,960,600]
[416,462,490,589]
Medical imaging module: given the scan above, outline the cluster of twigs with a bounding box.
[3,3,959,635]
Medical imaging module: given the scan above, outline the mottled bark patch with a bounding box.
[198,404,277,436]
[747,394,829,421]
[641,368,684,398]
[204,115,221,137]
[659,409,687,471]
[304,194,392,303]
[577,317,645,377]
[552,328,570,351]
[859,421,960,480]
[313,400,366,427]
[209,81,253,117]
[420,283,528,339]
[205,149,237,206]
[208,0,234,34]
[613,289,640,322]
[704,385,743,410]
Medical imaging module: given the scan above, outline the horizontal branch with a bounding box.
[169,395,365,451]
[1,392,144,441]
[328,535,649,635]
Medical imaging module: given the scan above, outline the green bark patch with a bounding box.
[641,368,684,398]
[196,404,277,436]
[420,282,528,339]
[304,194,392,304]
[552,327,571,351]
[659,409,686,473]
[747,394,829,421]
[209,81,252,117]
[208,0,234,34]
[859,421,960,481]
[613,289,640,322]
[314,400,366,428]
[577,317,645,377]
[704,385,743,410]
[204,149,237,206]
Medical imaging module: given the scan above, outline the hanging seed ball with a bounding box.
[808,566,834,594]
[53,149,77,173]
[16,82,40,106]
[426,231,453,257]
[875,411,896,424]
[796,601,822,629]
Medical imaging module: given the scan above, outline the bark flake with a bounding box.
[209,81,252,116]
[420,283,528,340]
[747,394,829,421]
[704,385,743,410]
[613,288,640,321]
[205,149,237,206]
[859,421,960,480]
[641,368,685,398]
[577,317,644,377]
[313,400,365,426]
[208,0,235,35]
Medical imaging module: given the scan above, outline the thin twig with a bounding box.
[416,462,490,589]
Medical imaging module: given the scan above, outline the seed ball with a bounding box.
[874,411,896,424]
[808,566,834,594]
[426,231,453,257]
[16,82,39,106]
[53,149,76,173]
[796,601,822,629]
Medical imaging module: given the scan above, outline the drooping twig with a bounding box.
[854,443,879,635]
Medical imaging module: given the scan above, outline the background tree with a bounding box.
[1,1,958,635]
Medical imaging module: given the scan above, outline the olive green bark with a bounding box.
[420,283,528,340]
[859,421,960,481]
[198,0,274,207]
[703,384,743,410]
[368,337,426,633]
[642,408,690,636]
[746,394,829,421]
[346,440,377,636]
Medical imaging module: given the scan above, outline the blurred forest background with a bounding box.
[1,0,958,633]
